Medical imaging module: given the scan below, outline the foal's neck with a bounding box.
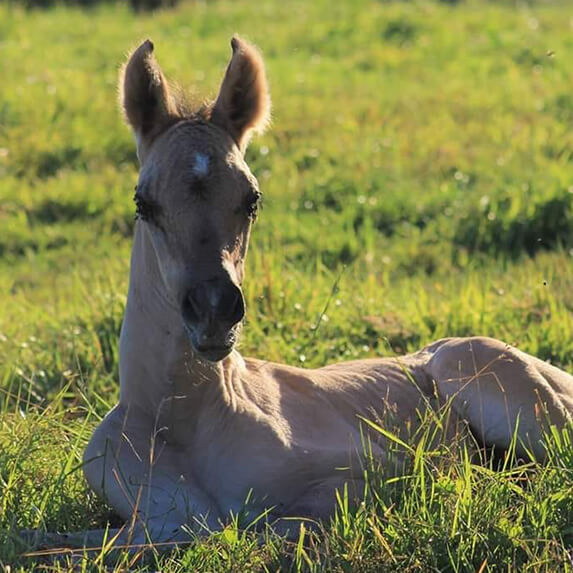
[118,224,242,421]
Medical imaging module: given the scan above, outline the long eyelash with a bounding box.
[133,186,154,222]
[247,191,262,220]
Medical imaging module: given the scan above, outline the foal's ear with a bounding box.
[211,36,271,152]
[120,40,177,156]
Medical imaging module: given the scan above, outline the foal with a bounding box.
[31,37,573,552]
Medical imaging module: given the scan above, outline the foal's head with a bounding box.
[122,37,270,362]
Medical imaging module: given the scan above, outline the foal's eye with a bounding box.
[133,189,156,222]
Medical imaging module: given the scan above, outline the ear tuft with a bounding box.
[211,36,271,151]
[120,39,177,145]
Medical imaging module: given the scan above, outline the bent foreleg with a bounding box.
[82,405,221,544]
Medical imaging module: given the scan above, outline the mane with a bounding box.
[170,82,213,123]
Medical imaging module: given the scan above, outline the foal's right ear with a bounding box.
[211,36,271,152]
[120,40,177,158]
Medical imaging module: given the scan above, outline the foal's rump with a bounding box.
[425,336,573,459]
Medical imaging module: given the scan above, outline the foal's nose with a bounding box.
[184,280,245,326]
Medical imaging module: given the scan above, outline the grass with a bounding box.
[1,0,573,570]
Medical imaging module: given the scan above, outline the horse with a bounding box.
[23,36,573,555]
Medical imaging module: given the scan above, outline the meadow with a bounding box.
[1,0,573,570]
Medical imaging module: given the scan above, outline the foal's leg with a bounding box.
[265,475,367,542]
[18,528,124,553]
[82,404,222,543]
[19,404,221,554]
[426,337,573,459]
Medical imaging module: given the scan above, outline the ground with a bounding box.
[1,0,572,570]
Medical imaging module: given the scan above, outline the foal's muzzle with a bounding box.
[181,279,245,361]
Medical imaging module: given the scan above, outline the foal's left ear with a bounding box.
[211,36,271,152]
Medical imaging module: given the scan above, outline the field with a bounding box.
[1,0,573,570]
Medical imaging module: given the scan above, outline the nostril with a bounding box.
[182,288,204,323]
[227,287,245,325]
[182,282,244,326]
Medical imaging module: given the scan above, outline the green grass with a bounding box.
[1,0,573,570]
